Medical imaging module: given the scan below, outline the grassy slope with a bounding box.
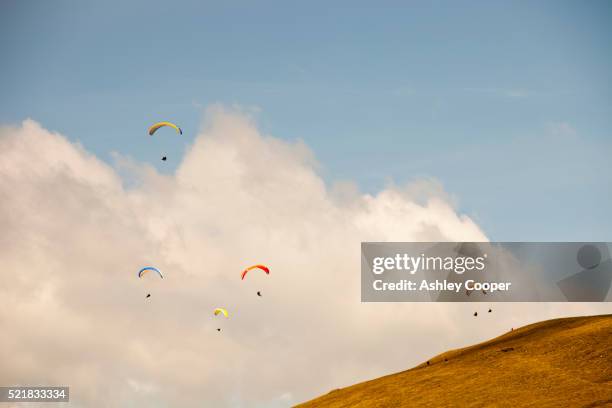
[297,314,612,408]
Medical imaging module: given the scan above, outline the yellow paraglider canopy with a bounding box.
[148,122,182,136]
[213,308,228,318]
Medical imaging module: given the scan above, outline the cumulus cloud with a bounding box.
[0,108,608,407]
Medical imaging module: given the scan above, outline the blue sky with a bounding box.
[1,0,611,240]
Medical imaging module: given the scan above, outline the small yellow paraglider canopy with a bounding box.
[148,122,182,136]
[213,308,228,318]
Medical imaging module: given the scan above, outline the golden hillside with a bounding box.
[297,314,612,408]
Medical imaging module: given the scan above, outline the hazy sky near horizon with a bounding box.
[1,0,611,240]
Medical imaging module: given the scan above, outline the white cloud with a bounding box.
[0,108,608,407]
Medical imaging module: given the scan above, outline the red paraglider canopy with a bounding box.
[241,264,270,280]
